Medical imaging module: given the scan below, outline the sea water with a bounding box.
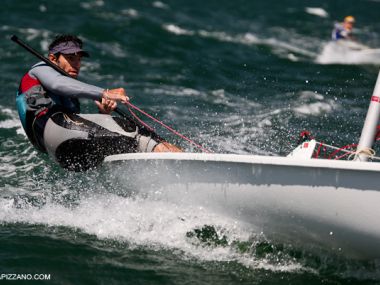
[1,0,380,284]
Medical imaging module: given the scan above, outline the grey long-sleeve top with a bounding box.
[28,62,104,112]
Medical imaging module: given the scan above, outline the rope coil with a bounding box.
[349,147,376,161]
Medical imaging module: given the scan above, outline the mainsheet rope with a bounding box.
[122,101,212,153]
[314,141,380,160]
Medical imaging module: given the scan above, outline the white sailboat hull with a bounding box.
[316,40,380,65]
[103,153,380,259]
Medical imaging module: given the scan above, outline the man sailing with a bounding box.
[17,34,181,171]
[331,16,355,41]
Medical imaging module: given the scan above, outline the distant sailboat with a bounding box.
[316,40,380,65]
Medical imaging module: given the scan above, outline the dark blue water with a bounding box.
[1,0,380,284]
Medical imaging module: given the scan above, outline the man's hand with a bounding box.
[102,88,129,103]
[95,98,117,114]
[153,142,182,152]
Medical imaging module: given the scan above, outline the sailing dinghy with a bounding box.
[316,40,380,65]
[103,71,380,260]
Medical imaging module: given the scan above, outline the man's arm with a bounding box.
[29,62,104,100]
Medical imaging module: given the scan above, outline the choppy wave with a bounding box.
[152,1,169,10]
[293,91,337,116]
[0,106,45,185]
[0,107,24,133]
[163,24,318,61]
[0,191,309,272]
[121,8,139,18]
[305,7,329,18]
[1,26,52,52]
[80,0,105,10]
[2,182,380,281]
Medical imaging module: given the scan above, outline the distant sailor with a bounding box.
[16,34,181,171]
[332,16,355,41]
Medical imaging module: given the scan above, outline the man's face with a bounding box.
[344,20,354,31]
[49,53,82,78]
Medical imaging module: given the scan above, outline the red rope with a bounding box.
[123,101,212,153]
[127,105,155,132]
[327,143,358,160]
[313,142,323,158]
[334,151,352,160]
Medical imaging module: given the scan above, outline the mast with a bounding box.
[354,70,380,161]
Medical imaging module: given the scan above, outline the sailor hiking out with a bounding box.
[16,34,181,171]
[332,16,355,41]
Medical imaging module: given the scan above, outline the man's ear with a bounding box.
[48,53,57,63]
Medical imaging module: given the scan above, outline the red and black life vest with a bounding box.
[17,71,54,152]
[19,72,41,94]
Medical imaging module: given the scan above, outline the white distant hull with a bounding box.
[103,153,380,259]
[316,40,380,65]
